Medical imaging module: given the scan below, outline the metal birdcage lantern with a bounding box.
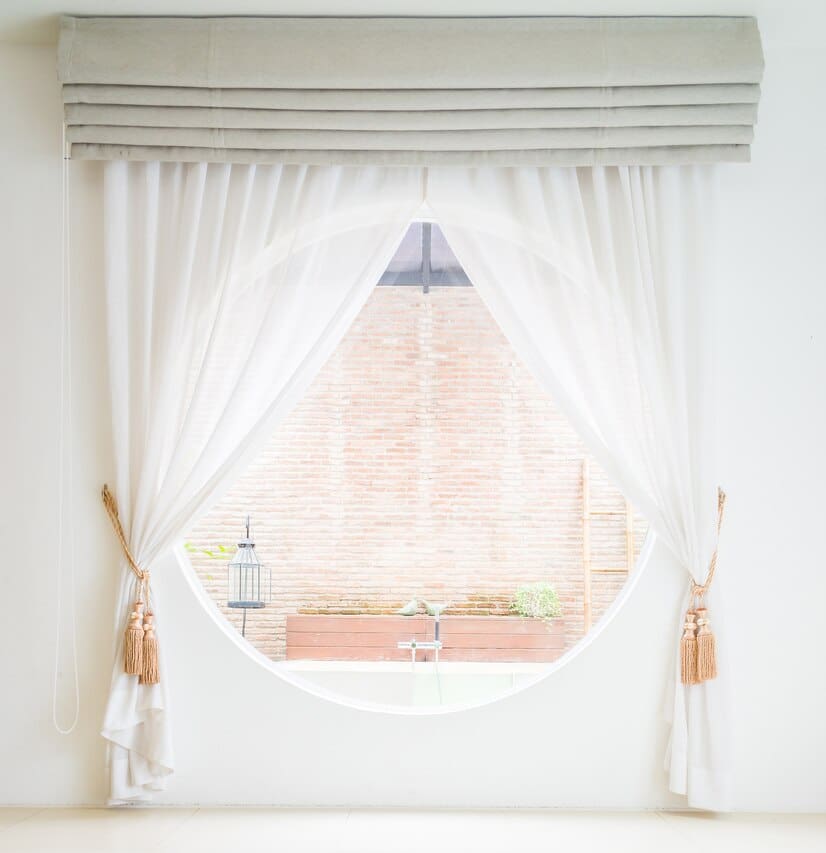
[227,516,271,636]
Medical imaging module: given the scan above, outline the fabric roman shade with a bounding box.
[58,16,764,166]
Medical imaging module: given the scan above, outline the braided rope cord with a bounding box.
[692,487,727,598]
[101,484,146,583]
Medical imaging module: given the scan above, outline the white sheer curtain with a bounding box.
[428,165,728,809]
[101,159,725,809]
[101,160,424,803]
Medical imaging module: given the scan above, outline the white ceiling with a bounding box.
[0,1,761,45]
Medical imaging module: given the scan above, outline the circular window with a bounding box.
[183,224,648,710]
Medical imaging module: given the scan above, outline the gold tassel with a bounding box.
[680,610,699,685]
[102,487,162,685]
[140,611,160,685]
[695,607,717,682]
[124,600,144,676]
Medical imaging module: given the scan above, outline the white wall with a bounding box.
[0,1,824,811]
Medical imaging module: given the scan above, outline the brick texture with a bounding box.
[187,287,647,660]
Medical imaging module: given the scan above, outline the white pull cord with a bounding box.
[52,124,79,735]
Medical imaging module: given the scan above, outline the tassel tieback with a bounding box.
[695,606,717,682]
[679,593,717,685]
[102,484,162,685]
[679,488,725,686]
[680,610,698,685]
[140,611,160,685]
[124,599,145,676]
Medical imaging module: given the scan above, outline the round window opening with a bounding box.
[183,223,648,711]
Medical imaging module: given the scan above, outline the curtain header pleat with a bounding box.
[58,16,764,165]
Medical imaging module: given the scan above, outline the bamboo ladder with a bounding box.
[581,457,635,631]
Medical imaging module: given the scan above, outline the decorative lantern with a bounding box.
[227,516,270,636]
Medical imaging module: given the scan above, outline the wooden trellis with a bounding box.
[581,458,635,631]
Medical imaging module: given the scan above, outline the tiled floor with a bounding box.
[0,808,823,852]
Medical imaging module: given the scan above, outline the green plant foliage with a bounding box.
[183,542,231,561]
[511,581,562,620]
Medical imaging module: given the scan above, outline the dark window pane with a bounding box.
[378,222,471,287]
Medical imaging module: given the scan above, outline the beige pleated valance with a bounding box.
[58,16,764,166]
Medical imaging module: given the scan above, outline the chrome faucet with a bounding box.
[397,610,444,663]
[397,636,442,664]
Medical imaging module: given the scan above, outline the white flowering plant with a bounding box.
[511,581,562,620]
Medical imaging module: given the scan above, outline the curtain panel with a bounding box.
[428,166,726,807]
[101,161,425,802]
[58,16,763,165]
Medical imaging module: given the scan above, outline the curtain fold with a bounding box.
[101,160,425,803]
[427,165,727,808]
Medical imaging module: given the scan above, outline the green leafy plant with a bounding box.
[511,582,562,620]
[184,542,231,582]
[184,542,231,560]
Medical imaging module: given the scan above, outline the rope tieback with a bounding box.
[680,488,726,686]
[101,484,160,685]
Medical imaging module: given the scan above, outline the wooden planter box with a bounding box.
[286,614,566,663]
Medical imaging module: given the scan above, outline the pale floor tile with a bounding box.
[0,809,41,832]
[657,811,826,853]
[0,808,823,852]
[155,808,351,853]
[343,809,694,853]
[0,807,197,853]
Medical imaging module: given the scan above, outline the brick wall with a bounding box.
[187,286,647,660]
